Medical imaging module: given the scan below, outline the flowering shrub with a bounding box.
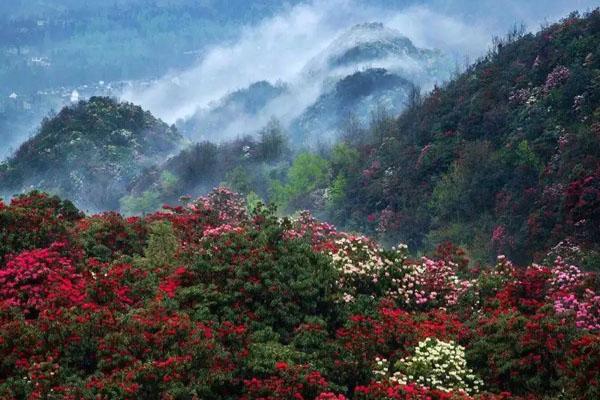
[554,289,600,331]
[0,243,84,316]
[563,334,600,399]
[543,65,570,91]
[390,257,472,310]
[328,236,390,301]
[0,192,82,262]
[391,338,483,394]
[0,188,598,399]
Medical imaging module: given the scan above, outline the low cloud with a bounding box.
[122,0,360,124]
[122,0,598,130]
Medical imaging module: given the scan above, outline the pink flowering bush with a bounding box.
[543,65,570,92]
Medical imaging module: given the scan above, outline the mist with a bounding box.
[121,0,598,135]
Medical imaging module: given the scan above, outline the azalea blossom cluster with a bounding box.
[192,186,248,225]
[202,224,245,238]
[508,86,542,106]
[284,210,338,251]
[554,290,600,331]
[509,65,571,110]
[544,65,570,91]
[543,257,600,331]
[392,338,483,394]
[329,236,386,278]
[0,242,85,314]
[328,238,414,303]
[548,257,587,293]
[328,236,388,302]
[390,257,472,309]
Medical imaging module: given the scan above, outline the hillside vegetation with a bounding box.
[298,10,600,266]
[2,11,600,269]
[0,97,183,211]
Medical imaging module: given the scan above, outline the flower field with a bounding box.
[0,189,599,399]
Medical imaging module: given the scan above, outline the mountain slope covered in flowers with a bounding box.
[304,10,600,266]
[0,189,599,399]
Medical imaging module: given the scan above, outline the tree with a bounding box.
[144,221,178,267]
[270,153,330,211]
[257,118,288,162]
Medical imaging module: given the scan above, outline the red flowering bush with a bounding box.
[0,191,82,262]
[562,334,600,398]
[0,242,84,316]
[242,363,343,400]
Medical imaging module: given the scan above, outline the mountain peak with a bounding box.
[1,97,183,210]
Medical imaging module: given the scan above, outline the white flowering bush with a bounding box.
[392,338,483,394]
[329,237,409,301]
[389,257,473,310]
[330,235,386,278]
[329,242,477,308]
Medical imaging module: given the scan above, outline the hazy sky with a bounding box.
[123,0,600,125]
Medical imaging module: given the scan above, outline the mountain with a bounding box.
[176,22,452,145]
[303,22,450,83]
[176,80,288,141]
[285,22,451,145]
[0,97,183,211]
[317,10,600,266]
[290,68,415,144]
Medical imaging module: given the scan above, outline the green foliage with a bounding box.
[515,139,542,170]
[287,153,330,196]
[159,171,179,194]
[246,191,263,214]
[144,221,178,267]
[270,152,330,211]
[78,212,147,262]
[257,119,288,162]
[182,211,339,339]
[226,166,253,195]
[120,191,161,216]
[246,341,304,375]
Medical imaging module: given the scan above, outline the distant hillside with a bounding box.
[123,119,290,214]
[290,68,415,145]
[323,10,600,266]
[177,81,288,141]
[176,22,452,145]
[0,97,183,210]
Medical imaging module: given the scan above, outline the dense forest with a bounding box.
[294,10,600,267]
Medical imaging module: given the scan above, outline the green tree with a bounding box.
[270,152,329,211]
[120,190,161,215]
[257,118,288,162]
[144,221,178,267]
